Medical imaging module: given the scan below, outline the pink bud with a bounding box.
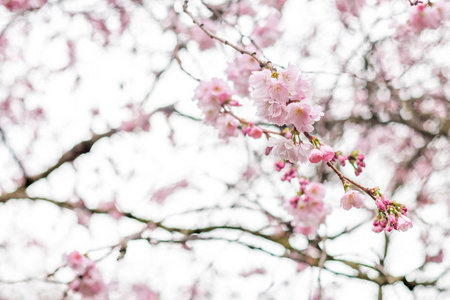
[249,127,263,139]
[228,100,241,106]
[372,225,384,233]
[218,92,230,104]
[275,161,285,171]
[308,149,323,163]
[320,145,335,162]
[376,198,386,211]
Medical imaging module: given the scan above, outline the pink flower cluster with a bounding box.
[267,137,312,164]
[395,2,448,39]
[284,179,330,237]
[409,2,448,32]
[274,160,301,181]
[249,64,323,128]
[193,78,241,140]
[226,53,260,96]
[372,194,412,233]
[350,152,366,176]
[65,251,105,298]
[1,0,46,12]
[332,150,366,176]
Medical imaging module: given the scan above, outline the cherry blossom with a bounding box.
[340,190,365,210]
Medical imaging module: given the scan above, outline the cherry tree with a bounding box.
[0,0,449,299]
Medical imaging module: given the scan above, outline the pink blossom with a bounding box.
[253,97,288,125]
[275,161,285,171]
[70,266,105,298]
[297,142,313,163]
[194,78,234,126]
[292,74,312,100]
[66,252,105,298]
[249,69,274,99]
[248,126,263,139]
[279,63,300,91]
[215,113,239,140]
[284,181,330,237]
[320,145,334,162]
[267,137,299,163]
[340,190,364,210]
[375,197,386,211]
[1,0,46,12]
[309,104,324,122]
[268,81,290,104]
[66,251,89,272]
[281,167,297,181]
[305,182,326,201]
[286,102,314,132]
[308,149,323,163]
[227,53,260,96]
[372,224,384,233]
[397,215,413,232]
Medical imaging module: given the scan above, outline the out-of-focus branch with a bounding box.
[182,0,276,72]
[23,129,117,188]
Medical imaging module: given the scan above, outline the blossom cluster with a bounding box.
[193,78,242,140]
[1,0,46,12]
[65,251,105,298]
[226,53,260,96]
[332,150,366,176]
[409,2,448,32]
[268,136,312,164]
[395,2,449,39]
[372,194,413,233]
[249,64,322,128]
[308,144,335,164]
[284,179,330,237]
